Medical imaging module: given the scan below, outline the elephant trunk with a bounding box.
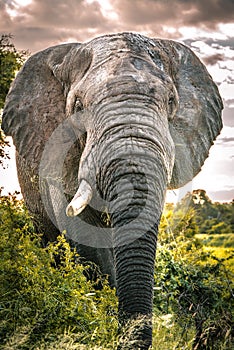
[105,157,167,348]
[94,100,172,348]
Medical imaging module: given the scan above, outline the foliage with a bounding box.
[0,192,118,349]
[196,233,234,248]
[0,34,27,167]
[156,197,234,349]
[159,205,200,243]
[0,191,233,349]
[175,189,234,234]
[0,34,27,110]
[154,244,234,349]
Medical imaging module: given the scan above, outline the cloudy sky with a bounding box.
[0,0,234,202]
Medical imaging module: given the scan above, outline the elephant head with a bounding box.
[2,33,223,349]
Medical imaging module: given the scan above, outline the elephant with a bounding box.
[2,32,223,349]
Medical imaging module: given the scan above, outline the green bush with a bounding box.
[0,193,118,349]
[0,192,233,349]
[197,233,234,248]
[156,216,234,350]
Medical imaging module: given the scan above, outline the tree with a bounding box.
[0,34,27,167]
[0,34,27,109]
[174,190,234,234]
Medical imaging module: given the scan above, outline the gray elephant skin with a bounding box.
[2,33,223,349]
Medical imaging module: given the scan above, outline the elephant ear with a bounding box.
[1,42,90,167]
[151,39,223,189]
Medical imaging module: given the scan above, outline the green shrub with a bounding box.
[0,193,118,349]
[1,192,233,349]
[156,218,234,350]
[197,233,234,248]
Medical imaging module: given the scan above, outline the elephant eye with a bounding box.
[74,98,83,113]
[168,94,177,120]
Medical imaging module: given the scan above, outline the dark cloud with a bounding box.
[112,0,234,30]
[179,0,234,28]
[23,0,103,29]
[112,0,180,26]
[203,53,226,65]
[206,38,234,49]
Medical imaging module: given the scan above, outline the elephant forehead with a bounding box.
[85,33,153,64]
[82,33,176,83]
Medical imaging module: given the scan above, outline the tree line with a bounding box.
[170,189,234,235]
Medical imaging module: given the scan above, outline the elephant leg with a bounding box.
[68,240,116,288]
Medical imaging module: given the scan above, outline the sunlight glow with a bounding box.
[179,26,228,41]
[86,0,119,20]
[6,0,32,18]
[15,0,32,6]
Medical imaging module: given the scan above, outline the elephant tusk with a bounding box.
[66,180,93,217]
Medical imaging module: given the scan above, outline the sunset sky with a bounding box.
[0,0,234,203]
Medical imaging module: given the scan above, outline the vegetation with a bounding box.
[0,34,27,110]
[0,191,233,349]
[175,189,234,235]
[155,201,234,350]
[0,192,118,349]
[196,233,234,248]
